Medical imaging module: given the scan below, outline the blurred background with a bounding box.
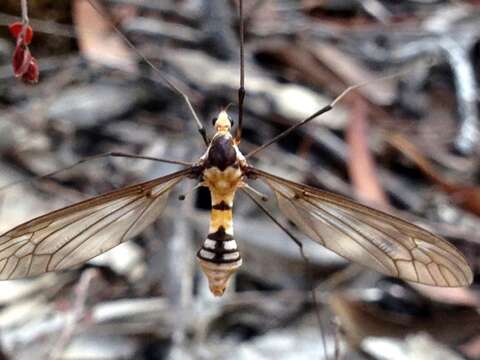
[0,0,479,359]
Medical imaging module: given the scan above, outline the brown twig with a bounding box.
[346,96,389,209]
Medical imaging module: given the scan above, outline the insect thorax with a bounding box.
[204,133,238,171]
[202,133,245,196]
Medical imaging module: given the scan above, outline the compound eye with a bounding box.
[211,117,217,126]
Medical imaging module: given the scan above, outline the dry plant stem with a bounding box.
[21,0,29,24]
[166,180,194,346]
[0,151,191,193]
[48,269,97,360]
[316,264,361,294]
[346,97,389,208]
[241,189,329,360]
[440,39,479,154]
[84,0,208,146]
[345,27,479,154]
[358,0,391,24]
[387,134,452,190]
[387,134,480,216]
[19,0,30,43]
[333,318,342,360]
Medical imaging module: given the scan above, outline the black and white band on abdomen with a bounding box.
[197,226,241,264]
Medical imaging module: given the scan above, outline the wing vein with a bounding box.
[426,246,467,284]
[52,196,146,270]
[120,197,156,243]
[304,197,397,275]
[282,195,326,245]
[33,197,135,250]
[250,167,473,286]
[7,257,19,280]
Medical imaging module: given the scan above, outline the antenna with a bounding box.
[235,0,246,143]
[245,70,414,159]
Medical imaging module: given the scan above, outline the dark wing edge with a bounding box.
[248,167,473,287]
[0,167,193,280]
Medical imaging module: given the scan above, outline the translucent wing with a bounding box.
[0,168,192,280]
[249,167,472,287]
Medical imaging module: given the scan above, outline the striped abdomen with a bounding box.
[198,166,243,296]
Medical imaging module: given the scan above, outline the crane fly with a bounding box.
[0,0,473,297]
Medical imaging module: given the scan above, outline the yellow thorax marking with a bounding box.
[203,167,243,198]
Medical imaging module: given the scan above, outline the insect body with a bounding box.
[0,108,472,295]
[196,111,246,295]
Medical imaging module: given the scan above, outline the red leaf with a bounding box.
[12,42,32,77]
[9,22,40,84]
[9,22,33,45]
[22,57,39,84]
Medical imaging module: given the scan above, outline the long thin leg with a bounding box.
[85,0,209,146]
[246,72,410,159]
[241,188,329,360]
[235,0,246,143]
[0,151,191,192]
